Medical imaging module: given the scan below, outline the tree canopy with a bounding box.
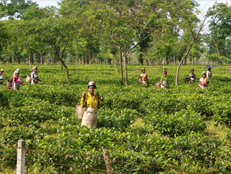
[0,0,230,84]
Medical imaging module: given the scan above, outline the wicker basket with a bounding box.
[7,79,12,89]
[76,104,85,120]
[198,84,206,89]
[155,82,161,88]
[26,75,31,83]
[138,77,142,84]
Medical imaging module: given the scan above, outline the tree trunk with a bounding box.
[40,51,44,64]
[119,44,123,80]
[123,55,128,86]
[60,59,70,85]
[139,54,143,65]
[145,59,149,65]
[107,59,112,64]
[175,17,206,85]
[163,58,165,71]
[173,54,176,65]
[87,44,93,64]
[30,51,33,65]
[59,48,70,85]
[176,46,193,85]
[28,56,32,70]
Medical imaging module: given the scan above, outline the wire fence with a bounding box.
[0,142,204,174]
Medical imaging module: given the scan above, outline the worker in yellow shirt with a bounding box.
[80,81,102,128]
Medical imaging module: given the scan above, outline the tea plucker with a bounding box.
[12,69,23,90]
[0,69,4,84]
[160,70,169,88]
[188,68,196,83]
[198,71,209,89]
[80,81,102,128]
[206,68,212,78]
[139,67,148,84]
[31,66,40,84]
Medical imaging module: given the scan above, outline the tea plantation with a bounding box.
[0,64,231,173]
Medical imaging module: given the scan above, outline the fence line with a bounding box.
[25,159,113,174]
[21,147,105,161]
[0,142,204,174]
[21,147,200,173]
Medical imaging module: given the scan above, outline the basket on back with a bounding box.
[155,82,161,88]
[7,79,12,89]
[76,104,85,120]
[138,77,148,84]
[142,81,148,84]
[26,75,31,83]
[138,77,142,84]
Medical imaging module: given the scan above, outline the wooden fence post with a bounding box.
[17,140,25,174]
[103,149,112,174]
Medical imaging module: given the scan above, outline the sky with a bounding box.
[31,0,231,33]
[31,0,231,15]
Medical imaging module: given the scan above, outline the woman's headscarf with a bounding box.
[87,81,97,89]
[13,69,20,77]
[33,66,37,70]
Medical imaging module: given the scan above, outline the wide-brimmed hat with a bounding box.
[0,69,3,72]
[87,81,97,89]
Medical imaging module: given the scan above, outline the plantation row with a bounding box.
[0,64,231,173]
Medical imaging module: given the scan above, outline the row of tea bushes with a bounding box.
[1,64,231,173]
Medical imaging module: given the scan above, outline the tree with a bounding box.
[38,10,76,84]
[205,3,231,63]
[174,0,205,85]
[1,0,37,19]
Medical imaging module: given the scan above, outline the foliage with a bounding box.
[0,64,231,173]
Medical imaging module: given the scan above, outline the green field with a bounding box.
[1,64,231,173]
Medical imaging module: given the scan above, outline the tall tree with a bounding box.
[205,3,231,63]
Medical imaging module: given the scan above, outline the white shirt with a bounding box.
[206,71,212,78]
[200,77,208,84]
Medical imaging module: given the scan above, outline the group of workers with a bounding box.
[139,68,169,88]
[0,65,214,129]
[0,66,40,90]
[79,67,213,128]
[185,67,212,89]
[81,67,213,129]
[138,67,213,89]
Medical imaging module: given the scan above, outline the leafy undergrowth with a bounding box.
[0,64,231,173]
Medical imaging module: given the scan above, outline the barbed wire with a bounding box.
[20,147,202,173]
[21,147,105,161]
[0,143,205,174]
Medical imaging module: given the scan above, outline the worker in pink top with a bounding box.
[12,69,23,90]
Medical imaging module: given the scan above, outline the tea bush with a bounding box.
[0,64,231,173]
